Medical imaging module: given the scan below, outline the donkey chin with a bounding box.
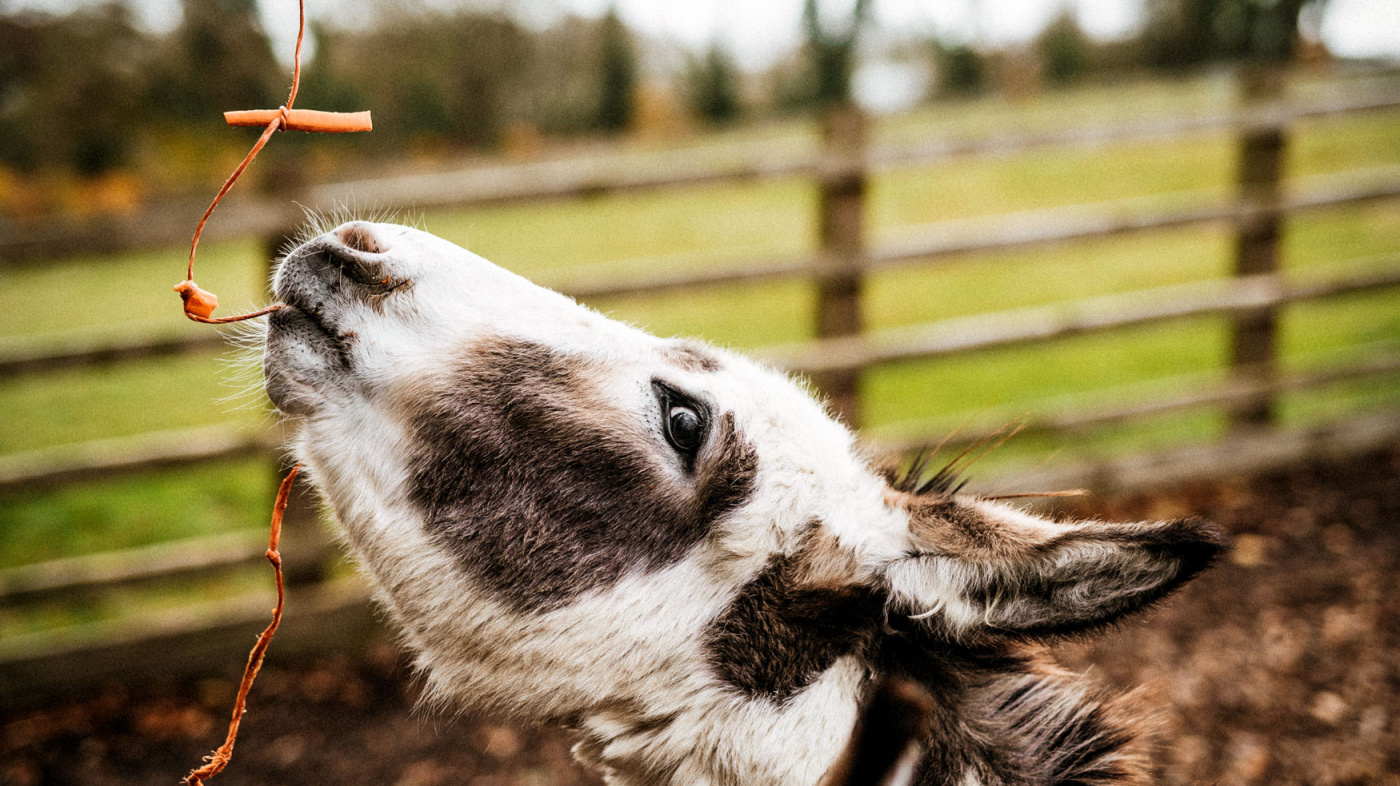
[263,221,1228,786]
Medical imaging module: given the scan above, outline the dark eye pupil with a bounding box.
[669,406,703,450]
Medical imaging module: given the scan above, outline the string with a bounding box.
[178,0,307,324]
[184,464,302,786]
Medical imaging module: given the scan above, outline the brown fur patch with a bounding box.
[905,498,1046,562]
[870,634,1148,786]
[404,335,758,611]
[704,525,883,702]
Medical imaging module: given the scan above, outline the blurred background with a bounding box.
[0,0,1397,783]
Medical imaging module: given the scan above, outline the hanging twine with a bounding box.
[179,2,369,784]
[184,465,302,786]
[175,0,371,324]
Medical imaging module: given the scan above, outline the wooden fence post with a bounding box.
[261,155,307,268]
[259,159,330,588]
[1228,65,1287,432]
[814,102,869,427]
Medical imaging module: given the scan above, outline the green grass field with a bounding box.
[2,72,1398,590]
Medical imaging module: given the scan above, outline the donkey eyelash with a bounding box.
[890,450,969,497]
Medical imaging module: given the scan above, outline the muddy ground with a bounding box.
[3,447,1398,786]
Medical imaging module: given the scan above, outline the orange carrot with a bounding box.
[224,109,373,133]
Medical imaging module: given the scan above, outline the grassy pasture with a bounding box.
[1,73,1397,584]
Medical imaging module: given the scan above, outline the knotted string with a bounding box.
[176,0,367,324]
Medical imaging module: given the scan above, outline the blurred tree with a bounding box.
[801,0,873,107]
[1038,7,1093,86]
[0,4,151,175]
[296,22,365,115]
[519,14,612,135]
[160,0,281,124]
[930,40,986,97]
[1141,0,1327,70]
[686,43,743,126]
[0,13,46,171]
[314,9,531,150]
[595,5,636,133]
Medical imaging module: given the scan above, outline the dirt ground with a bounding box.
[3,447,1398,786]
[1058,445,1400,786]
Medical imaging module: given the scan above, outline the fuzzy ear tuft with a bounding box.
[883,501,1228,643]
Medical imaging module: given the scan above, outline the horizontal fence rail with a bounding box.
[870,349,1400,454]
[559,168,1400,297]
[868,89,1400,170]
[0,425,275,495]
[0,577,378,710]
[0,330,228,377]
[1,87,1397,265]
[0,197,299,267]
[0,529,311,607]
[3,259,1396,497]
[4,167,1397,379]
[5,407,1400,712]
[764,260,1400,374]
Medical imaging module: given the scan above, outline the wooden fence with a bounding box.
[3,69,1399,704]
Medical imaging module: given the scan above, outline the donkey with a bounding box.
[263,220,1227,786]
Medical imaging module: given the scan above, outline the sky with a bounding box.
[7,0,1399,71]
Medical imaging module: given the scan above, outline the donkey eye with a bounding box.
[653,380,709,459]
[667,405,705,453]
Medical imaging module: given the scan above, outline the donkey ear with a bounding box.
[882,498,1228,642]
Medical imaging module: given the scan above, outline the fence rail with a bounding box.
[1,349,1396,609]
[0,330,227,377]
[6,408,1400,709]
[0,529,317,606]
[872,349,1400,454]
[4,167,1396,380]
[2,261,1396,497]
[3,68,1399,702]
[767,260,1400,374]
[2,87,1397,266]
[0,425,274,495]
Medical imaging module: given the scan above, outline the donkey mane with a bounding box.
[887,447,974,498]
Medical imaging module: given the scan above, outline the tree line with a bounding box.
[0,0,1332,183]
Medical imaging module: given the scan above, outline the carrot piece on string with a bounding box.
[175,0,371,324]
[184,464,301,786]
[224,109,373,133]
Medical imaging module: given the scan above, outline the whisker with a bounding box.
[983,489,1089,501]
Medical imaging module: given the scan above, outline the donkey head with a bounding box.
[264,221,1226,786]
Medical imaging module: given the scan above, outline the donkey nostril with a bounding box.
[308,224,398,288]
[336,223,383,254]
